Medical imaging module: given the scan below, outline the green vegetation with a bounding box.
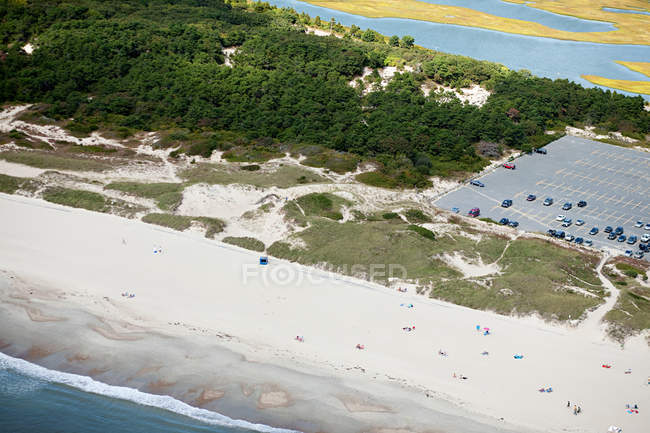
[291,192,350,221]
[106,182,184,211]
[382,212,400,220]
[1,0,646,189]
[0,150,112,172]
[268,214,604,321]
[42,187,108,212]
[605,259,650,343]
[142,213,225,238]
[404,208,431,223]
[180,163,329,188]
[407,224,435,240]
[0,173,25,194]
[223,236,266,252]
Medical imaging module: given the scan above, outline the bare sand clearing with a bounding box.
[0,193,648,433]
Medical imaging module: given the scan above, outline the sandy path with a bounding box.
[0,194,648,433]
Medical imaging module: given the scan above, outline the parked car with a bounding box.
[589,227,599,235]
[641,233,650,243]
[634,221,643,228]
[604,226,613,233]
[565,234,575,242]
[555,230,566,239]
[640,243,649,252]
[562,218,572,227]
[577,200,587,208]
[645,223,650,231]
[625,250,633,258]
[501,199,513,208]
[526,194,536,201]
[543,197,554,206]
[627,235,637,245]
[452,207,460,213]
[556,214,566,221]
[614,227,624,236]
[575,237,584,245]
[547,229,556,236]
[607,232,617,240]
[469,179,485,187]
[534,147,547,154]
[617,235,627,242]
[562,202,572,210]
[499,217,510,225]
[634,251,644,259]
[584,240,593,247]
[575,219,585,226]
[468,208,480,217]
[503,163,516,170]
[508,221,519,228]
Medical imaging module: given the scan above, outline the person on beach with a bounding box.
[573,405,577,415]
[567,401,570,408]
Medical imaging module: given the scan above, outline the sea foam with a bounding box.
[0,352,300,433]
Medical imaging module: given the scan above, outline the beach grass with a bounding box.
[0,173,25,194]
[604,259,650,342]
[0,150,113,172]
[222,236,266,252]
[616,61,650,78]
[179,163,330,188]
[306,0,649,45]
[142,213,225,238]
[105,182,184,211]
[581,74,650,95]
[42,187,109,212]
[268,215,604,321]
[300,150,360,174]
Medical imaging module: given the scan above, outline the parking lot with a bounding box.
[434,135,650,260]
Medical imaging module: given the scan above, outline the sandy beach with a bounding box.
[0,193,648,433]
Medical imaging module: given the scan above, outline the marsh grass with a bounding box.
[0,150,113,171]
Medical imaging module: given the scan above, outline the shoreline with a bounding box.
[1,193,649,432]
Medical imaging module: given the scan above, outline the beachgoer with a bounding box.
[567,401,570,408]
[577,406,581,414]
[573,405,577,415]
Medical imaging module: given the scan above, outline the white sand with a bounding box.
[0,193,648,433]
[565,126,638,144]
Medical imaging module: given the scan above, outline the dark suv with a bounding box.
[604,226,613,233]
[614,226,624,236]
[577,200,587,207]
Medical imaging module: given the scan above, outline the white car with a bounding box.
[624,250,633,258]
[575,219,585,226]
[565,234,575,242]
[584,239,593,247]
[645,223,650,231]
[556,215,565,221]
[635,221,643,228]
[641,234,650,243]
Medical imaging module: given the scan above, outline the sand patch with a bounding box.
[338,395,392,413]
[0,160,46,177]
[438,252,500,278]
[66,353,90,362]
[195,388,226,406]
[147,379,177,392]
[91,324,143,341]
[257,385,292,409]
[23,345,57,360]
[24,306,66,322]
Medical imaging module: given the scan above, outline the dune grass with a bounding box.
[0,150,113,171]
[222,236,266,252]
[141,213,225,238]
[268,215,604,321]
[604,259,650,343]
[180,163,329,188]
[284,192,351,224]
[0,173,26,194]
[106,182,184,211]
[42,187,109,212]
[307,0,650,45]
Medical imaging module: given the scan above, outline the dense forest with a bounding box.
[1,0,648,185]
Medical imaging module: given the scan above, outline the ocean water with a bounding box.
[265,0,650,99]
[0,352,297,433]
[418,0,614,32]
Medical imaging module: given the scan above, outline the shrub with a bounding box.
[407,224,435,241]
[382,212,399,220]
[404,208,431,223]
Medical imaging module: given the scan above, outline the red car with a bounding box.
[503,163,516,170]
[468,208,480,217]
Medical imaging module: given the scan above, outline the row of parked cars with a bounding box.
[548,222,649,259]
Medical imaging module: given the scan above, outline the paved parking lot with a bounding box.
[434,135,650,259]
